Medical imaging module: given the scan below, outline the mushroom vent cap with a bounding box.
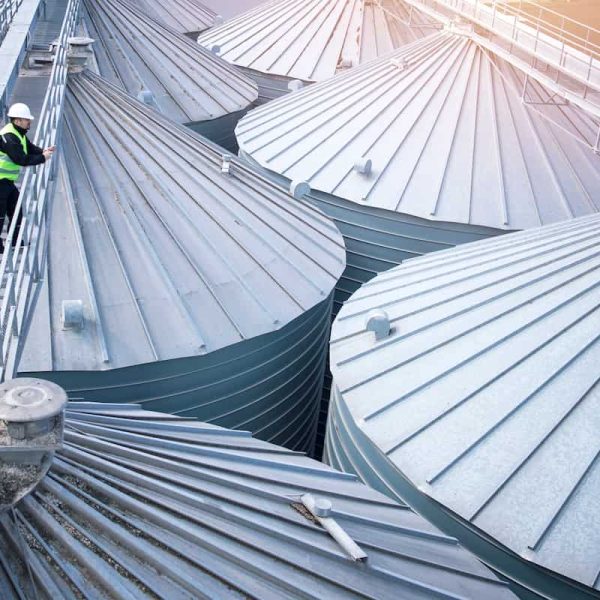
[0,378,67,511]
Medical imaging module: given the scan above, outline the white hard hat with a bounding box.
[7,103,35,120]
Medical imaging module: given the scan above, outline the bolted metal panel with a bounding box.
[236,31,600,231]
[0,402,516,599]
[19,70,345,453]
[198,0,437,102]
[326,213,600,599]
[132,0,217,34]
[84,0,258,128]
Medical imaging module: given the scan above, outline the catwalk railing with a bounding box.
[386,0,600,117]
[0,0,79,381]
[0,0,25,46]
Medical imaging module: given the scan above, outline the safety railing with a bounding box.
[0,0,79,381]
[0,0,24,46]
[389,0,600,114]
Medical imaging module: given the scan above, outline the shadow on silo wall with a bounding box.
[24,295,334,456]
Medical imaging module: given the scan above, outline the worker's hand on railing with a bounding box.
[42,146,56,160]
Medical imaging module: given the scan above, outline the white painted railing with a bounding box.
[0,0,25,45]
[0,0,79,380]
[385,0,600,118]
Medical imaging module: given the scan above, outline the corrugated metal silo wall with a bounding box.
[187,108,251,153]
[24,295,333,455]
[238,67,310,106]
[308,189,505,457]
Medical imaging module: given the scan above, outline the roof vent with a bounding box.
[209,44,221,55]
[67,37,95,72]
[137,89,157,106]
[68,36,95,51]
[301,494,368,561]
[288,79,304,92]
[290,180,311,199]
[354,157,372,176]
[390,57,409,71]
[365,309,391,340]
[0,379,68,512]
[213,15,224,26]
[221,154,232,174]
[61,300,84,330]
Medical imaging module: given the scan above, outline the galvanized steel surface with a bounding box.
[199,0,267,19]
[25,296,334,453]
[237,155,500,458]
[237,151,501,315]
[84,0,257,125]
[327,213,600,597]
[20,70,344,372]
[236,31,600,231]
[133,0,217,34]
[0,403,516,599]
[198,0,436,83]
[18,71,343,453]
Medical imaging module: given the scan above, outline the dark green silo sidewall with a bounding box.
[22,295,334,456]
[187,107,251,154]
[236,153,507,458]
[308,188,506,458]
[237,66,313,106]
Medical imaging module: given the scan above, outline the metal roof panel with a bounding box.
[133,0,217,34]
[0,403,516,599]
[237,31,600,230]
[329,213,600,594]
[84,0,257,124]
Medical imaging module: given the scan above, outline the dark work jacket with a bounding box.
[0,122,45,167]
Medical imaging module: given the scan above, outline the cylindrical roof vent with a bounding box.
[0,378,67,512]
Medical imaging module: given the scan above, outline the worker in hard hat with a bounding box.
[0,103,55,251]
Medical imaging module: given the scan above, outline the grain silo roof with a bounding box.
[0,402,516,599]
[84,0,257,123]
[20,71,344,372]
[133,0,217,33]
[198,0,436,82]
[237,31,600,230]
[330,212,600,593]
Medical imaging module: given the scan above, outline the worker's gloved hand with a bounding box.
[42,146,55,160]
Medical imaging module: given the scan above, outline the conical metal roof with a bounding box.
[198,0,436,83]
[327,213,600,598]
[133,0,217,34]
[0,402,517,600]
[237,30,600,231]
[200,0,268,20]
[21,70,344,372]
[84,0,257,124]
